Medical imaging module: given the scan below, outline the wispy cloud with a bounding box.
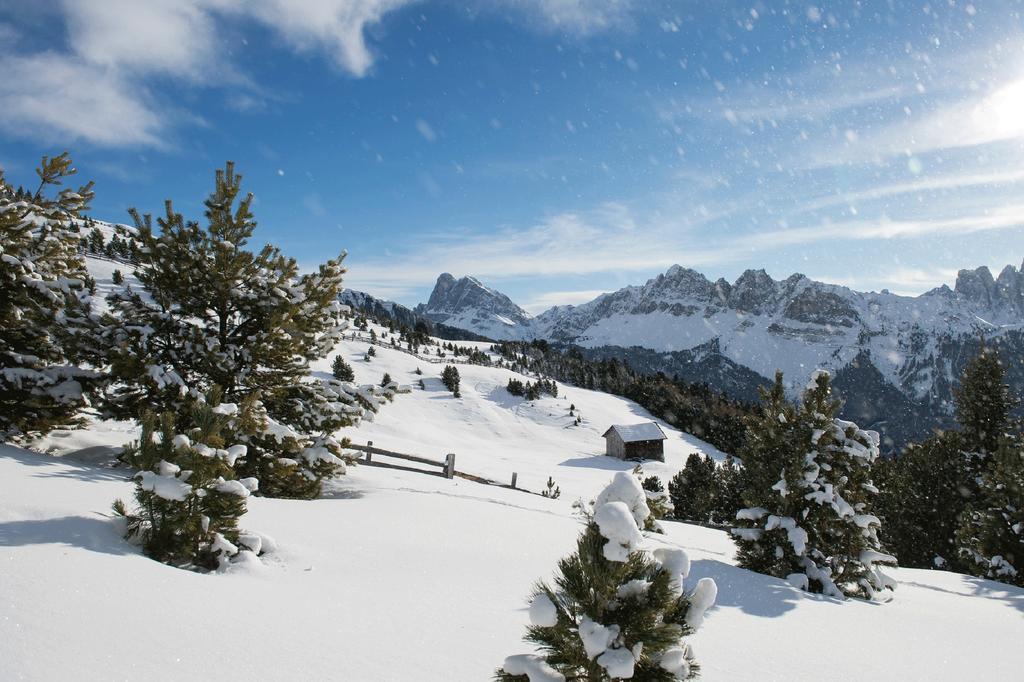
[521,289,609,312]
[479,0,638,36]
[753,204,1024,249]
[0,52,166,148]
[343,200,740,299]
[806,265,963,296]
[788,168,1024,216]
[820,77,1024,166]
[343,187,1024,304]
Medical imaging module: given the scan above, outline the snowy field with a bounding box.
[2,323,1023,681]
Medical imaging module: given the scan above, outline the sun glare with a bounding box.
[974,78,1024,139]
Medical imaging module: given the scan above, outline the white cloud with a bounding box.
[752,204,1024,249]
[0,52,165,148]
[790,168,1024,215]
[60,0,224,81]
[0,0,415,148]
[1,0,642,148]
[230,0,412,77]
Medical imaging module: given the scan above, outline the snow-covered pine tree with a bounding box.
[955,345,1016,457]
[956,434,1024,586]
[733,370,896,600]
[113,397,259,570]
[635,466,672,532]
[332,355,355,381]
[0,154,101,439]
[497,472,716,681]
[103,162,372,497]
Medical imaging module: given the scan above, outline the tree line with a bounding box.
[494,340,754,455]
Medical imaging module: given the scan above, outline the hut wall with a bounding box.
[622,440,665,462]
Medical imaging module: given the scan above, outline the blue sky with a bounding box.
[2,1,1024,311]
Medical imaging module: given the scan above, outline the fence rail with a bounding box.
[346,441,455,479]
[345,440,547,497]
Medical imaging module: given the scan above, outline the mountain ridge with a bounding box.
[415,261,1024,450]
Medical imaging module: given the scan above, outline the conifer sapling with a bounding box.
[498,472,716,681]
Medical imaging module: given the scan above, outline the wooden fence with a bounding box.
[347,440,455,479]
[346,440,545,497]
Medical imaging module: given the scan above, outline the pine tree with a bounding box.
[955,345,1015,457]
[332,355,355,381]
[442,365,461,397]
[732,371,802,577]
[668,454,717,525]
[636,468,672,532]
[497,472,716,681]
[111,268,124,285]
[733,370,896,600]
[711,455,743,527]
[542,476,562,499]
[102,162,370,497]
[874,431,968,569]
[0,154,101,438]
[380,372,392,388]
[956,435,1024,585]
[113,398,258,570]
[507,378,525,396]
[877,346,1017,573]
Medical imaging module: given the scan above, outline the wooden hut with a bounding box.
[602,423,666,462]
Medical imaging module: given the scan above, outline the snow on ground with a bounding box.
[2,441,1022,681]
[2,319,1023,680]
[315,324,726,500]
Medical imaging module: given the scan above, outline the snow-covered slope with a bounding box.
[313,328,724,499]
[4,349,1023,682]
[4,321,1023,681]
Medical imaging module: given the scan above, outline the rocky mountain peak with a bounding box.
[728,268,779,313]
[414,273,531,332]
[954,266,996,305]
[954,264,1024,314]
[652,265,714,300]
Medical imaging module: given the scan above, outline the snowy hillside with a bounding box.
[4,312,1023,681]
[315,329,724,499]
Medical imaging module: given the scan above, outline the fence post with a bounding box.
[445,453,456,479]
[511,472,518,489]
[366,441,373,463]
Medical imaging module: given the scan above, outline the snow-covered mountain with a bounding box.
[413,273,532,339]
[418,263,1024,449]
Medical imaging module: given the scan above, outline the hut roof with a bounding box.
[602,422,667,443]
